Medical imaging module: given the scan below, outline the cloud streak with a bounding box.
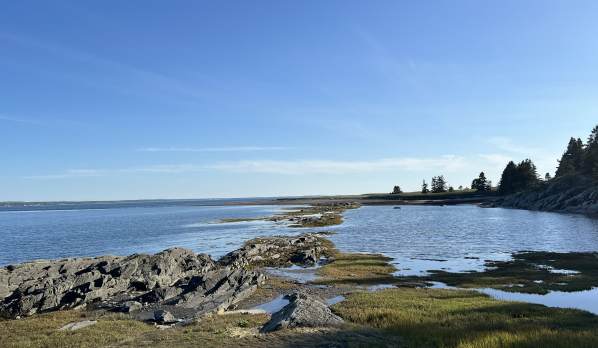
[139,147,293,152]
[22,155,469,178]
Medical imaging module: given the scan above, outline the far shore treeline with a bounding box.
[391,124,598,196]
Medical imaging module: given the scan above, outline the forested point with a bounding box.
[498,124,598,195]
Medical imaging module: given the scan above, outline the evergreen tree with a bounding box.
[431,175,447,193]
[471,172,491,191]
[582,125,598,178]
[421,179,429,194]
[499,161,519,195]
[556,137,586,177]
[391,186,402,194]
[545,173,552,181]
[516,159,540,190]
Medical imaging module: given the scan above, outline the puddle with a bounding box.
[251,295,290,314]
[327,296,344,306]
[429,282,598,315]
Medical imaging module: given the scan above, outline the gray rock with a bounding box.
[154,309,175,324]
[58,320,98,331]
[121,301,142,313]
[1,248,217,316]
[495,174,598,214]
[260,292,344,333]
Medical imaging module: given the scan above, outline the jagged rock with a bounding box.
[173,268,267,317]
[0,248,217,316]
[259,292,344,333]
[154,309,175,324]
[121,301,142,313]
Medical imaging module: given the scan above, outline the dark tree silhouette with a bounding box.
[556,137,585,177]
[431,175,447,193]
[471,172,491,191]
[582,125,598,179]
[391,186,403,194]
[421,179,429,194]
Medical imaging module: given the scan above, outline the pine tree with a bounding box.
[471,172,491,191]
[431,175,447,193]
[391,186,402,194]
[556,137,586,177]
[421,179,429,194]
[583,125,598,178]
[499,161,518,195]
[516,159,539,191]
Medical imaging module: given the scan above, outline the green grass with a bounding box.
[423,251,598,294]
[311,252,427,288]
[332,287,598,348]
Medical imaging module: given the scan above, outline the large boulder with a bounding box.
[260,292,344,333]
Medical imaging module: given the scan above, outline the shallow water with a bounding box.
[0,201,318,266]
[429,282,598,315]
[251,295,290,314]
[329,205,598,274]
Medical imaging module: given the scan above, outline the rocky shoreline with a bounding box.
[489,173,598,214]
[0,232,346,333]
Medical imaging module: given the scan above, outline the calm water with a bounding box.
[328,205,598,275]
[2,201,598,313]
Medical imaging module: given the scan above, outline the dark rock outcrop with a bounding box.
[0,247,265,318]
[260,292,344,333]
[494,173,598,214]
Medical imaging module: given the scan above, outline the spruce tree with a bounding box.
[516,159,539,190]
[556,137,586,177]
[421,179,429,194]
[499,161,518,195]
[583,125,598,177]
[391,186,402,194]
[471,172,491,191]
[431,175,447,193]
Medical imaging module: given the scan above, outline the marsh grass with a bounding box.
[312,252,417,287]
[332,287,598,348]
[424,251,598,294]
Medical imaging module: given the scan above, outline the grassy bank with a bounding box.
[332,287,598,348]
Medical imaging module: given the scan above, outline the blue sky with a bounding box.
[1,1,597,201]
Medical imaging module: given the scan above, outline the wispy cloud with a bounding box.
[207,156,467,175]
[478,154,514,169]
[23,155,467,179]
[0,114,46,126]
[487,137,538,155]
[139,147,293,152]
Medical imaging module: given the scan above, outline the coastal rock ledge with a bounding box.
[0,247,266,318]
[493,174,598,214]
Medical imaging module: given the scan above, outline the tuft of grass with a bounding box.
[332,287,598,348]
[423,251,598,294]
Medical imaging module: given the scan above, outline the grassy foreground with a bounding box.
[332,287,598,348]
